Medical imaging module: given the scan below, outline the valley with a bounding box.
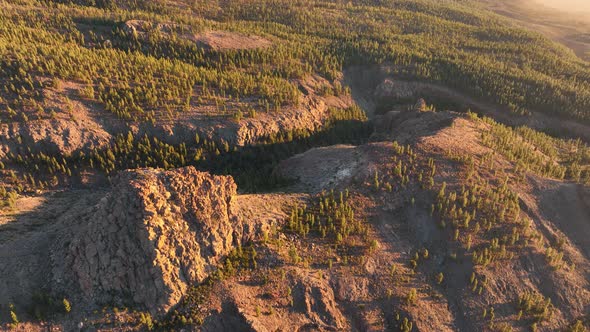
[475,0,590,61]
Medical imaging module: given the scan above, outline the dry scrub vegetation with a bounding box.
[0,0,589,331]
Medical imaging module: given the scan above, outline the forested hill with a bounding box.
[2,1,590,331]
[1,0,590,124]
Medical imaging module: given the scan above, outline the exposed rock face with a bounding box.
[292,276,348,330]
[235,97,331,146]
[0,118,111,157]
[121,91,345,149]
[332,276,370,302]
[275,144,366,193]
[55,167,241,315]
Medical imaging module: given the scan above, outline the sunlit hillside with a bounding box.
[0,1,588,331]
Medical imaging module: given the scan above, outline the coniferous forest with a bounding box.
[0,1,589,331]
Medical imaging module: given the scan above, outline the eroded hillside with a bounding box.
[1,106,589,331]
[1,0,590,331]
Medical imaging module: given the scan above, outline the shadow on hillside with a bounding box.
[0,190,103,324]
[199,118,373,193]
[344,65,590,143]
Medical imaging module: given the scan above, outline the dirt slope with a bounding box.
[275,108,590,331]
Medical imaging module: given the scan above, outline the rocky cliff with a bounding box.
[52,167,242,315]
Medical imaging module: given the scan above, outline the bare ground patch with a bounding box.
[196,31,271,50]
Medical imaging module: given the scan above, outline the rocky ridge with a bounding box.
[51,167,243,315]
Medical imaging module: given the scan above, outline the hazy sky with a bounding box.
[533,0,590,13]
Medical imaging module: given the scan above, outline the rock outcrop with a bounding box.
[53,167,242,315]
[292,276,348,330]
[0,118,111,157]
[234,96,332,146]
[275,144,365,193]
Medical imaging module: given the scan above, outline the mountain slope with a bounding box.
[2,106,588,331]
[0,0,589,331]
